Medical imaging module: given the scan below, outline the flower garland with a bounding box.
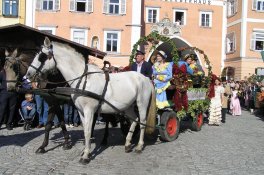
[130,32,213,120]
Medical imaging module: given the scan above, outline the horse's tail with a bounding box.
[145,85,156,135]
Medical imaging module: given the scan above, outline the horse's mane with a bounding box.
[53,42,102,71]
[19,52,35,64]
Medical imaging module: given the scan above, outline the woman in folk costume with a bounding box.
[152,50,173,109]
[208,75,224,126]
[230,86,242,116]
[172,54,194,111]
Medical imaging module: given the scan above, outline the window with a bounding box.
[257,0,264,11]
[103,0,126,15]
[251,32,264,51]
[43,0,53,10]
[253,0,264,11]
[227,0,237,17]
[109,0,119,14]
[2,0,18,17]
[146,7,159,23]
[38,26,56,35]
[226,33,236,53]
[200,11,212,28]
[91,36,99,49]
[173,9,186,25]
[71,28,88,46]
[69,0,93,12]
[104,31,121,53]
[36,0,60,11]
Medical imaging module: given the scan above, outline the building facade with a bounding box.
[0,0,26,26]
[144,0,225,76]
[225,0,264,81]
[27,0,226,75]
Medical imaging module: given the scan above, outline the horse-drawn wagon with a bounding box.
[1,24,213,164]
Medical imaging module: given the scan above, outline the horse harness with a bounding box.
[5,55,29,86]
[29,45,157,129]
[30,45,111,118]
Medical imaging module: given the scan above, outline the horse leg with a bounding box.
[101,117,109,146]
[91,113,97,140]
[55,103,72,150]
[79,109,94,165]
[35,108,55,154]
[125,119,138,153]
[135,117,146,153]
[134,97,149,153]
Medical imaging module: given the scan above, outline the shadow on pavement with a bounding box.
[0,129,45,148]
[254,108,264,122]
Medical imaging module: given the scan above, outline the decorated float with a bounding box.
[129,31,213,141]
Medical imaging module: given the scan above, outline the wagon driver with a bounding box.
[131,50,153,79]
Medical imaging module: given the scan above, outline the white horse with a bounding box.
[26,37,156,164]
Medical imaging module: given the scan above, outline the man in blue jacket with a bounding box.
[131,50,153,79]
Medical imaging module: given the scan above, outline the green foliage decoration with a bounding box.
[130,32,213,120]
[176,88,210,120]
[130,31,179,65]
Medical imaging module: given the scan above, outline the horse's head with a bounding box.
[4,49,20,91]
[4,49,33,91]
[26,37,56,81]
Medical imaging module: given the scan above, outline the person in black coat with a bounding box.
[131,50,153,79]
[0,66,17,130]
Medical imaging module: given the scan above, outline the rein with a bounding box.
[4,56,28,86]
[26,45,159,130]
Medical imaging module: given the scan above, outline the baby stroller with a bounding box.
[18,108,36,131]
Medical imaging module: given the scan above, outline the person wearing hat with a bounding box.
[189,54,204,88]
[178,54,194,75]
[131,50,153,79]
[152,50,173,109]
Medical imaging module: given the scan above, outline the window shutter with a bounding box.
[225,37,228,53]
[103,0,109,13]
[250,33,256,50]
[120,0,126,15]
[36,0,42,10]
[69,0,75,11]
[235,0,238,13]
[227,1,231,17]
[233,33,236,51]
[12,1,18,16]
[54,0,60,11]
[252,0,257,10]
[210,13,212,27]
[87,0,93,12]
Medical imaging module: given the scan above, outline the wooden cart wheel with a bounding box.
[191,113,204,131]
[159,111,180,142]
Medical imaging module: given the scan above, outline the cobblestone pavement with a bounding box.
[1,111,264,175]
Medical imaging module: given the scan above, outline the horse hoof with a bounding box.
[63,143,72,150]
[135,149,142,154]
[35,148,46,154]
[125,145,132,153]
[79,158,90,165]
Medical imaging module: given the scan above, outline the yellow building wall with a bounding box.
[0,0,26,26]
